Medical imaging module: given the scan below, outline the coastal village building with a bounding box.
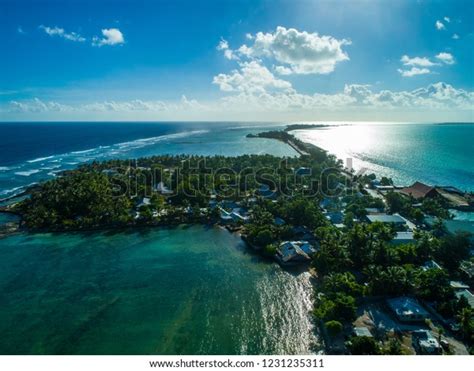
[387,297,429,322]
[154,181,173,195]
[365,213,408,227]
[449,281,470,291]
[324,211,344,225]
[455,289,474,309]
[274,217,286,226]
[422,260,442,271]
[390,231,416,245]
[400,181,439,200]
[136,197,151,208]
[353,327,373,338]
[276,241,316,266]
[460,261,474,283]
[412,330,441,354]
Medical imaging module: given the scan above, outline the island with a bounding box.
[2,127,474,355]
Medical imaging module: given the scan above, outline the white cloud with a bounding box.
[435,20,445,30]
[6,82,472,119]
[452,33,459,39]
[17,26,25,34]
[9,98,73,113]
[436,52,455,65]
[397,67,431,77]
[232,26,350,75]
[217,39,229,51]
[216,81,474,113]
[444,16,451,23]
[400,55,437,67]
[212,61,292,93]
[39,25,86,42]
[92,28,124,47]
[274,65,293,75]
[216,39,236,60]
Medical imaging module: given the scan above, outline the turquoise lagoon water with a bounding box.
[0,121,473,355]
[0,226,316,354]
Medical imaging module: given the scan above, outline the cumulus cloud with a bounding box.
[39,25,86,42]
[400,55,437,67]
[6,82,472,119]
[398,67,431,77]
[452,33,459,39]
[9,98,73,113]
[227,26,350,75]
[17,26,25,34]
[436,52,455,65]
[92,28,124,46]
[274,65,293,75]
[435,20,445,30]
[216,39,236,60]
[212,61,292,93]
[7,97,205,114]
[444,16,451,23]
[215,82,474,114]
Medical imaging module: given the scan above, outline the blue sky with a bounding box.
[0,0,473,121]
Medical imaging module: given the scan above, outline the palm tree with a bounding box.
[456,307,473,340]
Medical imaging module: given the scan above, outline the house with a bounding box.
[324,211,344,224]
[449,281,470,291]
[390,231,416,245]
[136,197,151,208]
[292,225,316,241]
[366,213,407,226]
[274,217,286,226]
[320,197,343,211]
[460,260,474,281]
[387,297,429,322]
[455,289,474,309]
[422,260,442,271]
[295,167,311,176]
[257,184,276,199]
[443,220,474,237]
[374,185,395,192]
[412,330,441,354]
[400,181,439,200]
[154,181,173,195]
[230,208,250,223]
[353,327,373,338]
[276,241,316,266]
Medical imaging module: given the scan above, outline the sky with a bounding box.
[0,0,473,122]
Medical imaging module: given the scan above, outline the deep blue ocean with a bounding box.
[0,122,473,201]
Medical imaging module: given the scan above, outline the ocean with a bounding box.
[0,122,295,200]
[1,122,472,201]
[0,226,317,354]
[0,121,472,354]
[292,122,474,192]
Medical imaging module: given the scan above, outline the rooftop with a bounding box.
[366,213,406,224]
[455,289,474,309]
[353,327,373,337]
[387,297,429,318]
[400,181,437,199]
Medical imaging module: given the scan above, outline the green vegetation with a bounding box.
[11,127,473,354]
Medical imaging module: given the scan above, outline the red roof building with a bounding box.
[400,181,439,200]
